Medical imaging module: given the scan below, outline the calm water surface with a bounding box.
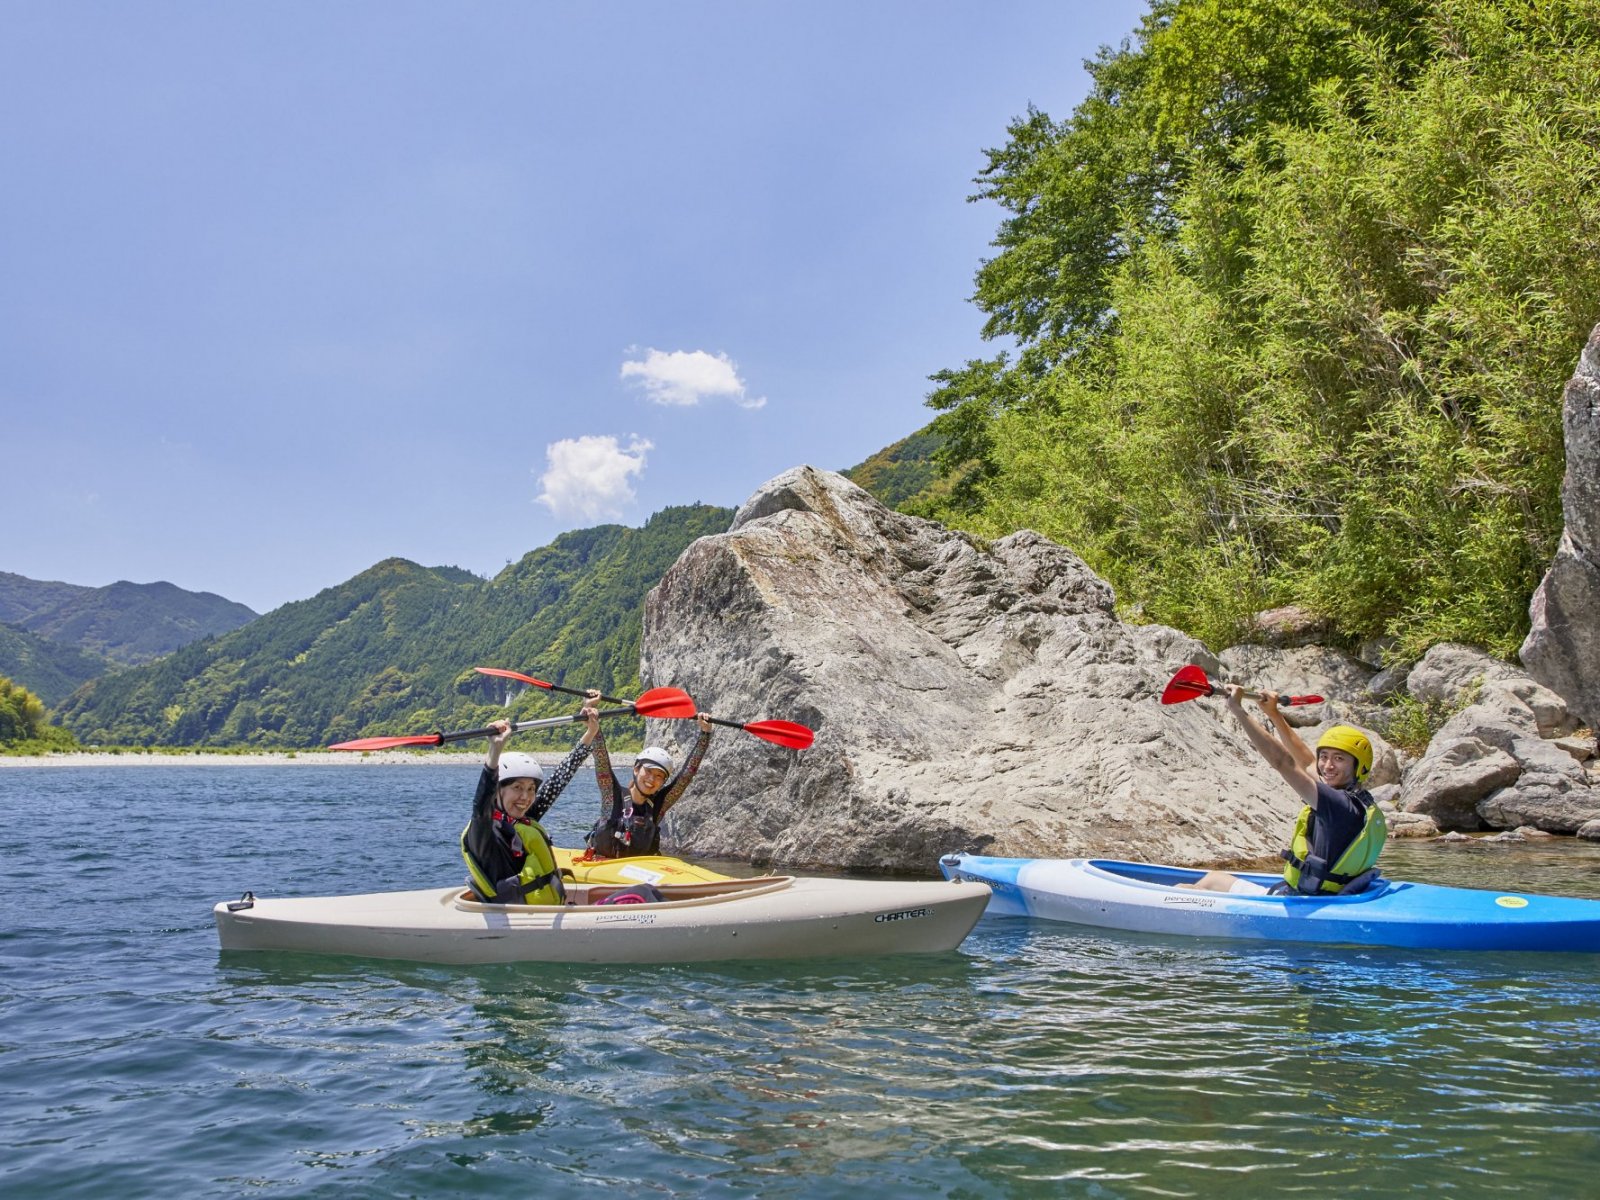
[3,764,1599,1198]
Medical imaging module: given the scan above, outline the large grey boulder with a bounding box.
[1398,676,1598,832]
[1406,643,1522,708]
[1407,643,1578,739]
[639,467,1337,872]
[1398,737,1522,829]
[1521,323,1600,727]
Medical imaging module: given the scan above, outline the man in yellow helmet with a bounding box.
[1187,685,1386,896]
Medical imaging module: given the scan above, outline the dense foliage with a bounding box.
[842,430,950,508]
[922,0,1600,658]
[55,505,733,749]
[0,674,76,751]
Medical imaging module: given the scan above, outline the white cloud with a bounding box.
[535,435,652,520]
[620,347,767,409]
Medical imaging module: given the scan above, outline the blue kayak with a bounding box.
[938,853,1600,952]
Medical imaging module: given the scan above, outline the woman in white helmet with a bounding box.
[586,710,714,858]
[460,692,602,904]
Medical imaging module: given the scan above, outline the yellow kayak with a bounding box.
[553,847,737,886]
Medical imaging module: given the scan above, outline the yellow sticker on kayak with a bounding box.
[1495,896,1529,908]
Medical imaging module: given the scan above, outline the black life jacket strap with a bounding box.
[517,869,562,902]
[1280,849,1376,893]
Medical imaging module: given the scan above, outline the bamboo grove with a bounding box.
[919,0,1600,659]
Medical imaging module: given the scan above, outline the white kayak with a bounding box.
[214,875,991,965]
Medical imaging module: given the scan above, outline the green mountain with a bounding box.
[21,579,258,665]
[55,504,734,749]
[0,572,89,625]
[0,571,259,666]
[0,623,112,708]
[842,426,964,514]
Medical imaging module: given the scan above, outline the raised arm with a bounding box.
[590,719,619,819]
[1257,690,1315,772]
[657,715,713,818]
[529,697,600,821]
[1223,685,1317,805]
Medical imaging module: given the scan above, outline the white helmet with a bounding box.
[634,747,674,774]
[497,753,544,785]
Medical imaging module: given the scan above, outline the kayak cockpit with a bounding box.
[1083,858,1397,902]
[449,874,796,913]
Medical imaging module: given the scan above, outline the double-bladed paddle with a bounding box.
[475,666,816,750]
[1159,664,1324,707]
[328,687,697,751]
[474,665,634,706]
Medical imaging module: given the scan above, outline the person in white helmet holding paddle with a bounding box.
[460,692,602,904]
[586,711,714,858]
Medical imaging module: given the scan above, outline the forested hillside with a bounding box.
[0,572,87,624]
[914,0,1599,659]
[0,623,110,707]
[55,504,733,748]
[0,571,258,666]
[843,430,950,510]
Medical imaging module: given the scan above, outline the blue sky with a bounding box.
[3,1,1146,614]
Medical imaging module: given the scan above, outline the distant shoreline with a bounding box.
[0,750,578,768]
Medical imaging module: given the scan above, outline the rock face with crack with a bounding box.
[1522,321,1600,729]
[641,467,1335,871]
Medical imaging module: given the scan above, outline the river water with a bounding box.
[3,764,1598,1198]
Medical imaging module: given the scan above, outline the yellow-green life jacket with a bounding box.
[460,818,565,906]
[1281,794,1387,895]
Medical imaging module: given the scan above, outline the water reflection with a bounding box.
[10,765,1600,1199]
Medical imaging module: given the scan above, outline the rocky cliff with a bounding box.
[638,467,1360,872]
[1522,321,1600,728]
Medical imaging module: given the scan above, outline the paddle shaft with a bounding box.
[475,666,629,706]
[1193,683,1323,706]
[430,705,635,746]
[539,681,630,706]
[1161,664,1321,707]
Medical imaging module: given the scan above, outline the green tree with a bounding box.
[0,674,76,751]
[926,0,1600,656]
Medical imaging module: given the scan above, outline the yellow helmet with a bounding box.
[1316,725,1372,781]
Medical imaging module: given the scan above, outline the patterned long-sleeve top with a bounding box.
[587,725,712,856]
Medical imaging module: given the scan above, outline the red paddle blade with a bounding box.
[1285,694,1325,706]
[1160,664,1213,704]
[742,719,815,750]
[474,666,553,690]
[632,687,697,719]
[329,734,443,751]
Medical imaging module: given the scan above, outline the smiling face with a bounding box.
[1316,747,1358,788]
[498,777,538,818]
[633,764,669,798]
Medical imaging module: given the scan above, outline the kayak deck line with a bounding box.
[455,875,796,912]
[1077,859,1404,905]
